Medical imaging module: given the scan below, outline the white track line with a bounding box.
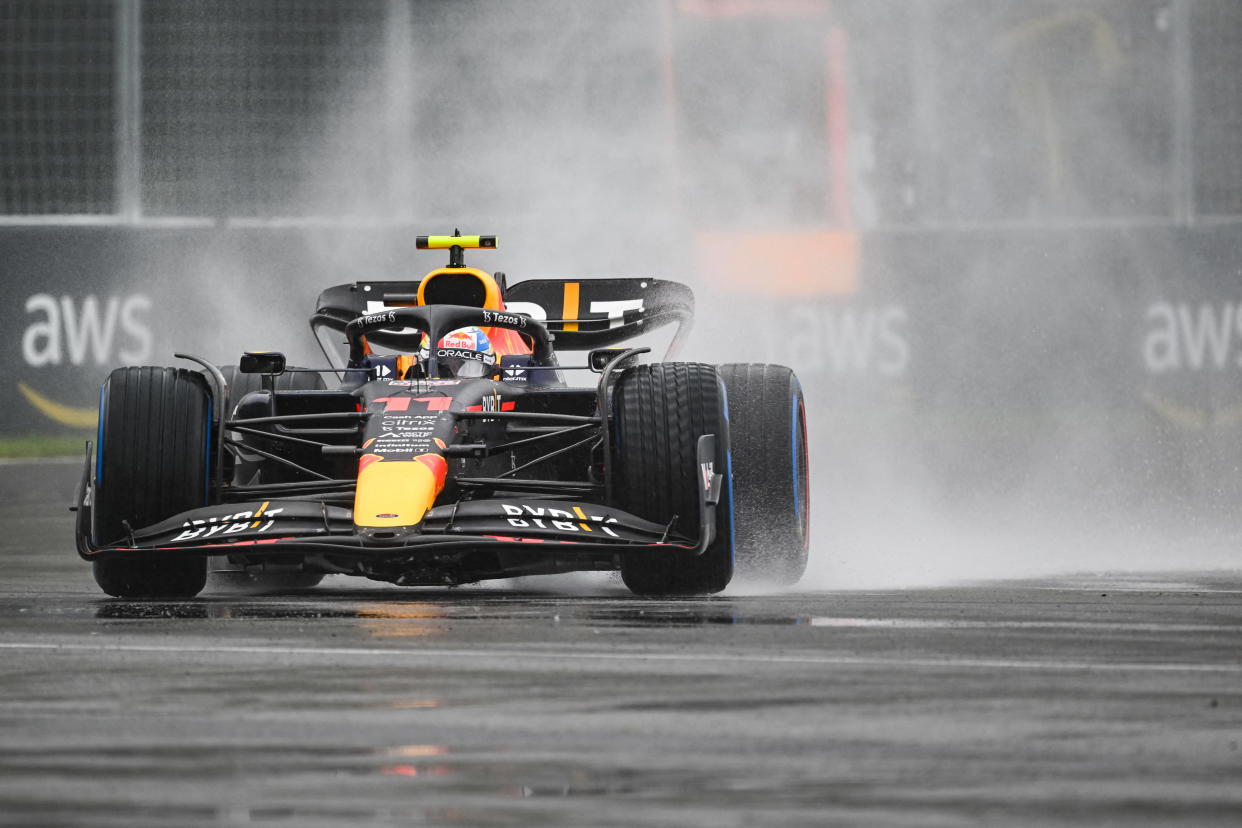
[805,617,1242,633]
[1023,585,1242,595]
[1,641,1239,674]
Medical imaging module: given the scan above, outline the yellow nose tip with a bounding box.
[354,457,445,528]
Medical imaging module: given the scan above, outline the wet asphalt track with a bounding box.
[1,460,1241,827]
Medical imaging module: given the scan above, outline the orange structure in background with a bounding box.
[667,1,860,297]
[694,230,859,296]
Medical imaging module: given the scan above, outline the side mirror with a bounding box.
[239,351,287,375]
[588,348,637,372]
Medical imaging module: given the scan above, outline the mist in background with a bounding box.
[6,0,1242,586]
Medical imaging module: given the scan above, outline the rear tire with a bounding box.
[92,367,212,599]
[717,363,809,586]
[209,365,327,588]
[219,364,326,404]
[612,363,734,596]
[217,363,326,486]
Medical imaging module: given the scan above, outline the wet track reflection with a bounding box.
[5,582,1242,826]
[88,595,811,627]
[2,463,1242,826]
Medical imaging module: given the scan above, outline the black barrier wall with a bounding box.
[5,223,1242,516]
[1,226,378,435]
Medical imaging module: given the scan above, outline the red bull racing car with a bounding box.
[74,234,809,598]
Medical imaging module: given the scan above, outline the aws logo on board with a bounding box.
[18,294,153,427]
[1140,301,1242,428]
[767,302,909,378]
[1143,301,1242,373]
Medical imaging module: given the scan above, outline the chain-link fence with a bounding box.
[0,0,116,215]
[1,0,1240,223]
[1191,0,1242,217]
[141,0,386,218]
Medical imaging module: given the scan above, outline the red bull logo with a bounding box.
[441,330,479,350]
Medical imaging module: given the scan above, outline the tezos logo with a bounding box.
[482,310,526,328]
[361,311,398,327]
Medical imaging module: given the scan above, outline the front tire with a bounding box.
[92,367,211,599]
[612,363,734,596]
[717,363,809,586]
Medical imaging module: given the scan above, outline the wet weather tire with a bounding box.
[219,364,326,405]
[92,367,211,599]
[717,363,809,585]
[612,363,734,596]
[209,365,327,591]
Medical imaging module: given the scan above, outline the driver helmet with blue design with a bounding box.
[418,326,498,378]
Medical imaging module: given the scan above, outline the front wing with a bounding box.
[74,436,726,580]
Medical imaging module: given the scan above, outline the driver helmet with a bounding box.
[418,326,497,378]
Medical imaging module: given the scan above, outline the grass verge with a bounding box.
[0,435,92,459]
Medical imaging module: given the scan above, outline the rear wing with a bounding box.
[311,277,695,360]
[504,278,694,355]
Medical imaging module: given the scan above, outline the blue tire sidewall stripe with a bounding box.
[95,382,107,487]
[792,389,801,527]
[726,444,735,564]
[720,380,735,564]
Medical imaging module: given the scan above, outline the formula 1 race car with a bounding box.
[74,234,809,598]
